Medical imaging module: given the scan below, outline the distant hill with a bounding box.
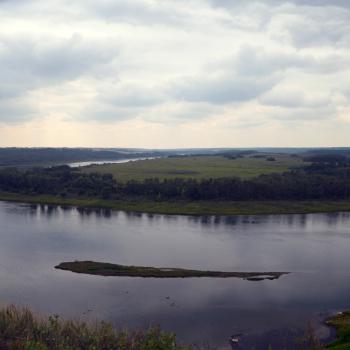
[0,148,158,167]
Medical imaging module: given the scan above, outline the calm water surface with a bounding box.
[68,157,157,167]
[0,201,350,349]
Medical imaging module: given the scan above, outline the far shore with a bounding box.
[1,192,350,216]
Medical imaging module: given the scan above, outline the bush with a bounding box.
[0,305,191,350]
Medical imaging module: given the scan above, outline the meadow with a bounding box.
[82,154,306,182]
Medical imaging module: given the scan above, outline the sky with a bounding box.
[0,0,350,148]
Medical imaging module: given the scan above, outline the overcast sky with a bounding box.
[0,0,350,148]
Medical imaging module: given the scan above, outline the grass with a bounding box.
[326,312,350,349]
[0,305,191,350]
[2,192,350,216]
[55,261,287,280]
[81,155,305,182]
[0,304,348,350]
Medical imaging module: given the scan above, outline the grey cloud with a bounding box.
[282,0,350,8]
[102,86,163,108]
[0,34,118,122]
[233,46,349,77]
[77,84,164,122]
[271,104,337,122]
[0,98,35,123]
[172,75,277,104]
[0,0,348,129]
[0,35,117,84]
[281,12,350,48]
[81,105,140,123]
[260,90,331,108]
[209,0,350,49]
[143,102,221,124]
[171,44,346,106]
[84,0,189,26]
[232,46,304,77]
[209,0,350,9]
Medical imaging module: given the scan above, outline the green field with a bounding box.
[82,154,305,182]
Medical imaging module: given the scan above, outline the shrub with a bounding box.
[0,305,191,350]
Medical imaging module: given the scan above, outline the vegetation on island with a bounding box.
[55,261,288,280]
[0,305,190,350]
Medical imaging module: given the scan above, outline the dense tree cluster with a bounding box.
[0,166,116,199]
[118,171,350,201]
[303,154,350,165]
[1,162,350,202]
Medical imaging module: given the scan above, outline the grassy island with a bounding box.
[55,261,288,280]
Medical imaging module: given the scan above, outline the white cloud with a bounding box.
[0,0,350,145]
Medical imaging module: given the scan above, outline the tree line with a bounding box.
[0,166,116,199]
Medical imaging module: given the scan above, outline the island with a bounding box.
[55,261,288,280]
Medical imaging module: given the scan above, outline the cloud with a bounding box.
[209,0,350,9]
[260,89,331,109]
[172,75,277,104]
[102,84,164,108]
[0,33,118,121]
[0,0,350,145]
[232,46,349,76]
[283,0,350,8]
[0,34,117,84]
[270,105,337,122]
[84,0,189,26]
[0,98,36,123]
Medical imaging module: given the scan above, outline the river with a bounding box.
[68,157,158,167]
[0,201,349,349]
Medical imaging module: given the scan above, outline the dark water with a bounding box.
[0,201,349,349]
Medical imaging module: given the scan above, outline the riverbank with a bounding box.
[0,304,348,350]
[0,305,190,350]
[1,192,350,216]
[325,311,350,349]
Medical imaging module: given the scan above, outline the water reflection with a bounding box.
[76,207,113,219]
[0,201,350,349]
[7,202,350,231]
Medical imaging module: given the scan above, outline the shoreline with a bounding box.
[2,193,350,216]
[324,311,350,349]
